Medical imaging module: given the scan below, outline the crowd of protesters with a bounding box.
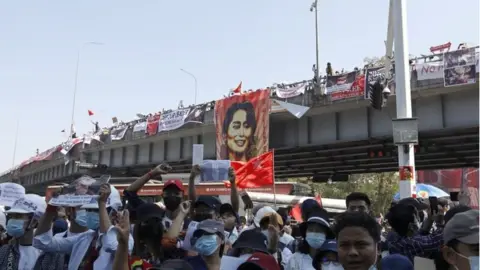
[0,164,477,270]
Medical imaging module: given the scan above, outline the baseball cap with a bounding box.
[252,204,267,216]
[220,203,239,222]
[194,196,221,211]
[81,185,122,210]
[259,212,284,227]
[443,209,479,244]
[163,179,184,192]
[320,239,337,253]
[191,219,225,245]
[300,210,334,238]
[237,252,280,270]
[149,259,194,270]
[397,197,428,210]
[381,254,413,270]
[254,206,276,227]
[232,230,269,254]
[6,194,46,220]
[135,203,165,223]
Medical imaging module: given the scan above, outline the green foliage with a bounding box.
[295,172,398,215]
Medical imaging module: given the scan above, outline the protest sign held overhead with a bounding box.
[0,183,26,207]
[215,89,270,162]
[200,160,231,183]
[48,175,111,207]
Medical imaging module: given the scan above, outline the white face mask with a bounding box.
[321,262,344,270]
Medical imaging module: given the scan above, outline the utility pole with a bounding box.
[389,0,418,199]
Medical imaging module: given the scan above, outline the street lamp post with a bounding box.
[180,68,198,105]
[310,0,320,84]
[70,41,103,136]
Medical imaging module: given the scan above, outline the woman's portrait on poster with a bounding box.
[221,102,258,162]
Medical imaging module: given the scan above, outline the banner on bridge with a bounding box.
[364,66,396,100]
[325,71,365,101]
[443,47,477,87]
[214,89,270,162]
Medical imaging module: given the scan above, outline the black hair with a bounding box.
[387,203,418,236]
[346,192,371,207]
[444,205,471,224]
[298,239,311,254]
[221,102,257,160]
[133,217,164,260]
[333,212,381,243]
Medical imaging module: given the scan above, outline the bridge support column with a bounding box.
[393,0,416,199]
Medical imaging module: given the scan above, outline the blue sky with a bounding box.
[0,0,478,173]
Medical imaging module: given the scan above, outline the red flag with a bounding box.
[225,151,274,189]
[88,110,94,116]
[232,82,242,94]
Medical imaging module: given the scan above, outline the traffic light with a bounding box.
[370,78,384,110]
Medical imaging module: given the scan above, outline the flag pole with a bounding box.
[272,149,277,209]
[12,119,19,168]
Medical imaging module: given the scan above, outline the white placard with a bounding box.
[0,183,26,207]
[192,144,204,166]
[183,221,199,251]
[201,160,231,182]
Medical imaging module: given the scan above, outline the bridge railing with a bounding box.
[3,46,478,178]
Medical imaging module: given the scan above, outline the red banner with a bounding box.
[325,71,365,101]
[146,113,161,136]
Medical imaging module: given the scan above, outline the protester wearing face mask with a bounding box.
[220,203,239,247]
[0,194,65,269]
[287,209,334,270]
[193,196,222,222]
[257,209,292,269]
[229,229,269,259]
[312,240,343,270]
[123,164,172,224]
[185,219,225,270]
[441,210,479,270]
[34,184,130,270]
[386,202,443,262]
[334,212,381,270]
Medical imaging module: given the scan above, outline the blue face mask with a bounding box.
[86,212,100,230]
[305,232,326,249]
[75,210,88,227]
[194,234,219,256]
[6,219,26,238]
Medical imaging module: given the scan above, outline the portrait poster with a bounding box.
[48,175,111,207]
[214,89,270,162]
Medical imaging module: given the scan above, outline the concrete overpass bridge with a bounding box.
[1,53,478,193]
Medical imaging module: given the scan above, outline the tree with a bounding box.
[364,56,388,67]
[304,172,398,215]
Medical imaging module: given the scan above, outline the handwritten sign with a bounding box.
[0,183,25,207]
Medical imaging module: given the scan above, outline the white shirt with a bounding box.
[18,245,42,270]
[34,226,134,270]
[285,252,315,270]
